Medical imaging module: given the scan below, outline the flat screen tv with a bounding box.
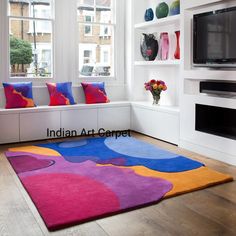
[193,6,236,67]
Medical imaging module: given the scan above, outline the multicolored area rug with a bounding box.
[5,137,233,231]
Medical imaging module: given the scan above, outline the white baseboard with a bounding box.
[179,139,236,166]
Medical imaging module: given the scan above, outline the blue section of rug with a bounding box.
[38,137,203,172]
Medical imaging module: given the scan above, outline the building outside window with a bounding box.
[77,0,114,78]
[84,12,93,36]
[8,0,54,78]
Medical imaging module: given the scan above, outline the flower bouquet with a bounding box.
[144,79,167,105]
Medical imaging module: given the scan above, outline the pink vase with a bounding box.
[159,32,169,60]
[174,31,180,60]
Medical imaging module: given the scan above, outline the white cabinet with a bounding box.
[0,114,19,144]
[98,106,131,131]
[61,108,98,133]
[132,103,179,145]
[0,103,131,144]
[20,111,61,141]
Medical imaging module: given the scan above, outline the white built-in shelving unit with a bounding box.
[127,0,182,145]
[134,14,180,29]
[134,60,180,66]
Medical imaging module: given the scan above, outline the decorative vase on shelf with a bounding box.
[156,2,169,19]
[169,0,180,16]
[152,93,161,105]
[174,31,180,59]
[145,8,154,21]
[140,33,158,61]
[159,32,169,60]
[144,79,167,106]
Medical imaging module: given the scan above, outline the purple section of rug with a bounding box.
[9,152,172,209]
[98,158,126,165]
[8,155,55,174]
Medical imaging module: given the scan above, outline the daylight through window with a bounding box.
[8,0,54,78]
[78,0,115,78]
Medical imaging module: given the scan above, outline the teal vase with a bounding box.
[156,2,169,19]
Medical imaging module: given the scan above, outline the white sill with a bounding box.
[9,77,53,80]
[78,76,116,81]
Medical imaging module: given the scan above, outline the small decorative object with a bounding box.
[46,82,76,106]
[169,0,180,16]
[2,82,36,109]
[159,32,169,60]
[168,32,176,60]
[81,82,110,104]
[156,2,169,19]
[174,31,180,59]
[144,79,167,105]
[140,33,158,61]
[145,8,154,21]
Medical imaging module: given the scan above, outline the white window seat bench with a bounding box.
[0,101,180,145]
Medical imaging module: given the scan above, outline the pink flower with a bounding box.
[144,79,167,93]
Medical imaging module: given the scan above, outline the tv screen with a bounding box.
[193,7,236,67]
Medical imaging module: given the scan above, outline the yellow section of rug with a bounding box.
[8,146,61,157]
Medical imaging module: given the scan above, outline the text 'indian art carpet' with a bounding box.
[5,137,233,231]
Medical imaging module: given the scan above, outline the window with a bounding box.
[84,13,93,36]
[8,0,54,78]
[84,50,92,64]
[100,45,110,64]
[77,0,114,78]
[103,51,109,63]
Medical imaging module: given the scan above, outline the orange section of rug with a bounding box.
[129,166,233,197]
[8,146,61,157]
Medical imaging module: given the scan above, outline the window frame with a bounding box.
[77,0,120,82]
[7,0,55,81]
[0,0,125,86]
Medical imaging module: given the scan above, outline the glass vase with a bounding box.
[174,31,180,59]
[152,94,160,105]
[140,33,158,61]
[159,32,169,60]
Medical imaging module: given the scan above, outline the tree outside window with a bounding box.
[8,0,53,78]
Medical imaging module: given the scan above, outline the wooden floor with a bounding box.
[0,132,236,236]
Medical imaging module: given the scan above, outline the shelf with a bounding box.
[134,60,180,66]
[134,15,180,30]
[132,101,180,115]
[184,70,236,82]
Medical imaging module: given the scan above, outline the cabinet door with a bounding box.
[61,108,98,134]
[132,107,179,145]
[98,106,131,131]
[20,111,60,141]
[0,114,19,144]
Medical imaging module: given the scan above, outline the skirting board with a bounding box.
[179,139,236,167]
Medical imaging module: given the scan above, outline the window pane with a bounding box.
[96,0,112,23]
[78,0,95,22]
[78,0,113,23]
[79,24,114,77]
[9,19,52,78]
[8,0,53,19]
